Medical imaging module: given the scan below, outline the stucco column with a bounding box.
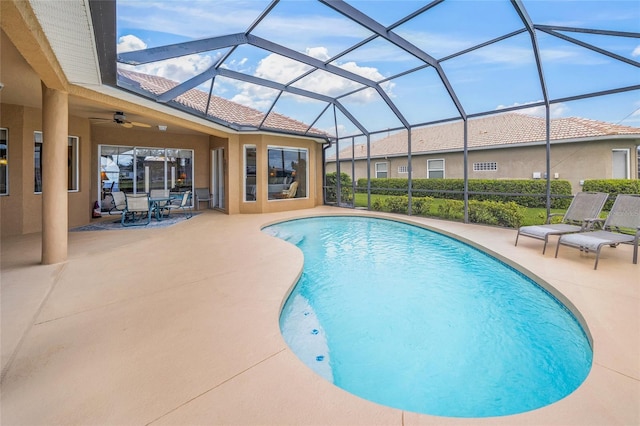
[41,83,68,264]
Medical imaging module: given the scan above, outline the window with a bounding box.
[267,146,307,200]
[34,132,79,193]
[375,162,388,178]
[398,165,408,174]
[68,136,79,191]
[245,145,256,201]
[0,128,7,195]
[34,132,43,193]
[427,159,445,178]
[612,149,629,179]
[473,161,497,171]
[98,145,193,207]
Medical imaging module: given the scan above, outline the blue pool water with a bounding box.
[264,216,592,418]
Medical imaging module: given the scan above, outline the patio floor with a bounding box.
[1,206,638,425]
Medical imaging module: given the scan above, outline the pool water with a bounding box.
[265,216,593,418]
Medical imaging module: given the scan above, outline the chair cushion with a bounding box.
[519,224,582,239]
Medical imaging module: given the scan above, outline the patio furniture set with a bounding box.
[516,193,640,269]
[102,189,197,227]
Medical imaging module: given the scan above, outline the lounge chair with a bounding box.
[515,191,609,254]
[164,190,193,218]
[195,188,213,210]
[121,193,151,226]
[555,194,640,269]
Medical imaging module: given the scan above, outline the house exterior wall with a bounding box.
[327,139,639,194]
[0,102,324,237]
[0,103,94,236]
[237,134,323,214]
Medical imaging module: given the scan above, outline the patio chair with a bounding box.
[555,194,640,269]
[515,191,609,254]
[195,187,212,209]
[121,193,151,227]
[150,189,170,219]
[106,191,126,215]
[164,190,193,219]
[282,181,298,198]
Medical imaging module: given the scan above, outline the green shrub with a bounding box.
[367,194,523,227]
[468,200,524,228]
[357,178,572,208]
[369,195,433,216]
[325,172,353,203]
[411,197,433,216]
[371,198,385,211]
[437,200,464,220]
[582,179,640,210]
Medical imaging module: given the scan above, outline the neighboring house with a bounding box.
[326,113,640,194]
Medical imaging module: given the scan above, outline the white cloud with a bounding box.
[496,101,569,118]
[231,49,394,108]
[632,45,640,57]
[117,34,148,53]
[117,35,393,117]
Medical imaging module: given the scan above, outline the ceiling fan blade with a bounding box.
[121,122,134,128]
[131,121,151,128]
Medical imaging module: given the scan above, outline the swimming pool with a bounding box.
[264,216,592,418]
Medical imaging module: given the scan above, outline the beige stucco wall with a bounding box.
[237,134,323,214]
[328,139,639,194]
[0,103,93,236]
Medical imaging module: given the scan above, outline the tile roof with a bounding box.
[118,69,328,137]
[330,113,640,160]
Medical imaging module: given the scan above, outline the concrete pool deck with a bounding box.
[1,206,638,425]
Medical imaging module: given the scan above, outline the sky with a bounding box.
[116,0,640,138]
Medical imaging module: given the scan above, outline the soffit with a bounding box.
[29,0,101,86]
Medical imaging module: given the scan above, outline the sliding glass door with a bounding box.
[99,145,193,208]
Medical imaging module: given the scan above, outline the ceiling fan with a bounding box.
[113,111,151,128]
[90,111,151,128]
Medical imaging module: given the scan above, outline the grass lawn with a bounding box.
[353,193,567,227]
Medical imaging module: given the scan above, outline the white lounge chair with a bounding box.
[515,192,609,254]
[555,194,640,269]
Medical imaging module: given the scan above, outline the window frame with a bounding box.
[244,145,257,202]
[398,165,408,174]
[34,131,79,193]
[34,132,43,193]
[68,136,79,192]
[266,145,308,201]
[473,161,497,172]
[427,158,445,179]
[375,161,388,178]
[0,128,8,196]
[612,149,630,179]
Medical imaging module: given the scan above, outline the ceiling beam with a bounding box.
[118,33,247,65]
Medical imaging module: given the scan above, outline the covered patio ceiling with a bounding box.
[108,0,640,141]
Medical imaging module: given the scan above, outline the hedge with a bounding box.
[582,179,640,210]
[372,195,524,228]
[356,178,572,208]
[325,172,353,204]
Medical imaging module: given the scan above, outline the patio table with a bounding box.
[149,196,172,221]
